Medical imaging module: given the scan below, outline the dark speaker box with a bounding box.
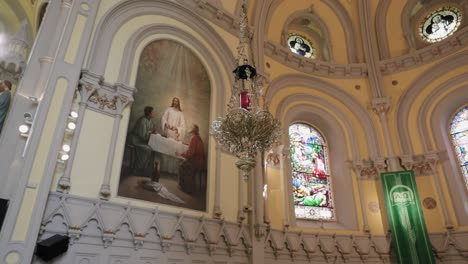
[0,198,8,232]
[36,234,70,261]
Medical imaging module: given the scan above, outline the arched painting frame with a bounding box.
[118,39,211,211]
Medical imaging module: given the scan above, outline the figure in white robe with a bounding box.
[161,97,186,142]
[160,97,186,174]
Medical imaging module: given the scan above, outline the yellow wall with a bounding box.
[42,0,468,237]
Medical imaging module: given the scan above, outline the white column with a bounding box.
[57,76,99,191]
[213,146,223,218]
[0,1,102,262]
[372,97,400,171]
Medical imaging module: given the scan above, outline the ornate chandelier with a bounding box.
[210,0,281,180]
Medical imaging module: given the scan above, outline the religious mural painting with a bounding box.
[118,39,210,211]
[289,123,335,220]
[287,33,315,59]
[419,6,462,43]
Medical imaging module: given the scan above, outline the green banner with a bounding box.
[381,170,435,264]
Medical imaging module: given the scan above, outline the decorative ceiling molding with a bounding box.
[86,0,235,77]
[401,0,420,50]
[276,94,361,158]
[358,0,384,98]
[418,78,468,153]
[395,51,468,155]
[375,0,391,60]
[428,85,468,226]
[264,41,368,78]
[266,75,382,158]
[380,26,468,74]
[320,0,359,63]
[282,9,333,62]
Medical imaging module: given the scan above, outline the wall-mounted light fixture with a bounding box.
[19,112,33,138]
[66,111,78,132]
[57,111,78,164]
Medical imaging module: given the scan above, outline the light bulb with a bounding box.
[70,111,78,118]
[62,144,71,152]
[67,122,76,130]
[60,154,69,161]
[19,124,29,133]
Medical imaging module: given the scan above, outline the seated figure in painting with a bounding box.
[176,124,206,194]
[130,106,157,176]
[0,80,12,134]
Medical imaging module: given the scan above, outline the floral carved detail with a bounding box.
[266,152,280,167]
[89,91,118,111]
[84,84,93,93]
[353,159,387,179]
[79,71,135,117]
[119,95,128,105]
[400,152,438,176]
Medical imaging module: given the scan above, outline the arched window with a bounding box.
[450,106,468,189]
[289,123,334,220]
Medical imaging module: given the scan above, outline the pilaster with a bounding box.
[0,1,101,263]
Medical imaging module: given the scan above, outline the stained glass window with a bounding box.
[287,34,315,59]
[450,106,468,189]
[289,123,334,220]
[419,6,462,43]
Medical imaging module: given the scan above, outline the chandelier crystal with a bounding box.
[210,0,281,180]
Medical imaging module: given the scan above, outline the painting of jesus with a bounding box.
[118,39,211,211]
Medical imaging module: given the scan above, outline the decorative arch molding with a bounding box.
[395,50,468,155]
[418,76,468,153]
[4,0,34,44]
[320,0,359,63]
[85,0,236,218]
[281,104,359,230]
[401,0,468,51]
[116,24,234,90]
[281,9,333,63]
[86,0,234,80]
[35,2,48,31]
[266,74,382,158]
[379,25,468,74]
[375,0,391,59]
[401,0,420,50]
[429,86,468,225]
[252,0,284,75]
[276,94,361,159]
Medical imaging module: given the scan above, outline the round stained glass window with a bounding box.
[287,34,315,58]
[419,6,462,43]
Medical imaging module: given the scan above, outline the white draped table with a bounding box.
[148,134,188,174]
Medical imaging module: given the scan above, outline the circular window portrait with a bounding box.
[287,34,315,58]
[420,6,462,43]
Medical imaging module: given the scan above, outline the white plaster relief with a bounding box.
[380,27,468,74]
[37,192,468,263]
[80,70,136,116]
[352,159,387,180]
[40,192,252,256]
